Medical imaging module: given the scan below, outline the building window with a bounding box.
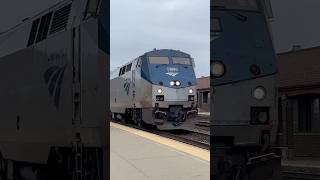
[202,92,209,104]
[293,96,320,133]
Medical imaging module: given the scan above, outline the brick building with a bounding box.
[197,76,210,112]
[277,46,320,159]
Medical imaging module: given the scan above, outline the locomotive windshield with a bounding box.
[149,57,169,64]
[172,57,191,65]
[141,49,196,88]
[148,57,191,65]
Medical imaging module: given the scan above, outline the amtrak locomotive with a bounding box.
[0,0,108,179]
[110,49,198,130]
[211,0,280,179]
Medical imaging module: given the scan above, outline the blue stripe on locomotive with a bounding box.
[140,49,197,88]
[211,10,277,85]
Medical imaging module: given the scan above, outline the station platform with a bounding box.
[110,122,210,180]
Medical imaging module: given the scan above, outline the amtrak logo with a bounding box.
[166,67,179,77]
[123,78,131,95]
[44,63,68,108]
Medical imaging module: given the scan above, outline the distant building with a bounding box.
[197,76,210,112]
[277,46,320,159]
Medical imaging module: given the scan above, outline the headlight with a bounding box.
[157,88,163,93]
[188,89,193,94]
[175,81,181,86]
[252,86,266,100]
[211,61,225,77]
[170,81,175,86]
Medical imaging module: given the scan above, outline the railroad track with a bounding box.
[157,130,210,150]
[111,120,210,150]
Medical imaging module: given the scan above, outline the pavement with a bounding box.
[110,122,210,180]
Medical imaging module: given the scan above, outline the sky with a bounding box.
[110,0,210,77]
[270,0,320,53]
[1,0,320,72]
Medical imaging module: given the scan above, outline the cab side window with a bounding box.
[118,67,123,76]
[126,63,132,72]
[118,66,127,76]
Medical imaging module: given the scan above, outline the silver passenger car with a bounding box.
[0,0,108,179]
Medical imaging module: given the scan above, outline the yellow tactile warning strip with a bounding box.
[110,122,210,161]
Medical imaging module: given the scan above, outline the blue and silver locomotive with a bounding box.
[211,0,280,179]
[110,49,198,130]
[0,0,108,179]
[211,0,277,148]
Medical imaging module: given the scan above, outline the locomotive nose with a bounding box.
[166,88,187,101]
